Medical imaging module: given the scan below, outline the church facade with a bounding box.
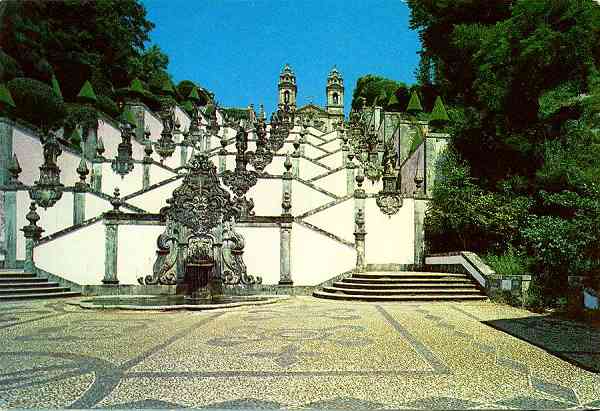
[277,64,345,132]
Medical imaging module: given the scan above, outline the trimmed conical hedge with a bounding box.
[429,95,449,126]
[0,83,16,108]
[188,86,201,102]
[77,80,97,103]
[406,90,423,113]
[51,75,63,99]
[161,78,175,96]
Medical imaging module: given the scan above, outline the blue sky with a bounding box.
[142,0,420,115]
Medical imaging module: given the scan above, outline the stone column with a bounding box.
[346,155,356,196]
[83,126,98,162]
[279,222,293,285]
[413,198,426,266]
[103,222,119,284]
[4,190,17,268]
[0,119,15,268]
[180,145,188,167]
[279,155,293,285]
[0,118,13,186]
[73,192,86,225]
[219,149,227,174]
[354,173,367,272]
[142,163,150,189]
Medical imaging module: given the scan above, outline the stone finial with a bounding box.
[75,158,90,190]
[347,151,355,162]
[110,187,123,213]
[144,125,151,140]
[144,139,153,162]
[284,154,292,172]
[175,117,181,131]
[355,172,365,189]
[22,202,44,240]
[8,154,22,185]
[96,137,105,158]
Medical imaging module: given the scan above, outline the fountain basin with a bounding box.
[70,294,288,311]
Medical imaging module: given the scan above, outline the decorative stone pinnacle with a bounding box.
[22,202,44,240]
[75,158,90,190]
[8,154,22,185]
[96,137,105,158]
[284,155,292,172]
[110,188,123,213]
[144,139,154,159]
[355,173,365,188]
[175,117,181,131]
[144,125,151,139]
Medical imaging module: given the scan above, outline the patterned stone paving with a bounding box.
[0,297,599,409]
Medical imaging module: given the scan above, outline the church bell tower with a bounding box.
[326,66,344,115]
[278,64,297,110]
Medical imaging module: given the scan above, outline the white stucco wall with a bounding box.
[35,220,105,285]
[235,225,280,284]
[299,158,328,180]
[117,225,166,284]
[13,127,81,187]
[319,151,343,170]
[303,144,328,160]
[127,179,181,213]
[319,138,340,152]
[304,197,354,243]
[312,169,347,197]
[291,222,354,286]
[101,162,145,197]
[16,191,75,259]
[85,194,113,220]
[291,180,334,216]
[246,178,282,216]
[364,197,414,264]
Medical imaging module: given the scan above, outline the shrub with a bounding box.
[483,247,532,277]
[0,50,22,82]
[7,77,66,129]
[64,103,98,132]
[522,276,546,312]
[95,95,119,119]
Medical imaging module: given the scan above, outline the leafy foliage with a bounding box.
[7,77,66,129]
[412,0,600,306]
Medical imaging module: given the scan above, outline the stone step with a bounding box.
[323,286,483,296]
[341,277,473,285]
[0,272,36,278]
[0,286,71,295]
[0,277,48,284]
[313,290,488,302]
[352,272,469,279]
[0,281,59,289]
[0,291,81,301]
[333,281,476,289]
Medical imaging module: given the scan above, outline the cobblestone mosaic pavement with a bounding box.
[1,297,600,409]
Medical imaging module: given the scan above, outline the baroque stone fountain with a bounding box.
[137,151,262,303]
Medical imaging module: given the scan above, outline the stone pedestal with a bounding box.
[279,222,293,285]
[180,145,188,167]
[103,223,119,284]
[219,150,227,173]
[3,191,16,268]
[73,192,86,225]
[413,199,426,266]
[91,160,102,192]
[346,164,356,195]
[142,163,150,189]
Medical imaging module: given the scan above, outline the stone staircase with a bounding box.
[0,270,80,301]
[313,271,487,302]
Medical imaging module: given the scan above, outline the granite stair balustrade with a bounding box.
[313,271,487,302]
[0,270,80,300]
